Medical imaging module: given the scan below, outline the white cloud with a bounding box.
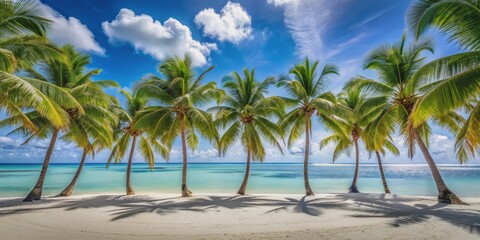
[0,136,15,144]
[195,1,252,43]
[0,135,83,162]
[102,8,217,67]
[266,0,298,7]
[191,149,219,159]
[267,0,358,60]
[37,1,105,54]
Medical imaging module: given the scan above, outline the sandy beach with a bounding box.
[0,193,478,240]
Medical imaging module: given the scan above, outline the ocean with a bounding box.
[0,163,479,198]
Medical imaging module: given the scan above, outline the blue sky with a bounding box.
[0,0,474,164]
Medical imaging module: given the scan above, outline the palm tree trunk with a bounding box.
[57,149,88,197]
[126,135,137,195]
[349,138,360,193]
[180,121,192,197]
[375,151,391,194]
[237,149,251,195]
[413,130,466,204]
[304,115,314,196]
[23,129,60,202]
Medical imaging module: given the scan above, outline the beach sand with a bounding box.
[0,193,479,240]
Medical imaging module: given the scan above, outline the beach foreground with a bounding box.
[0,193,479,240]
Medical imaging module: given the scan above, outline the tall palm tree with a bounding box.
[407,0,480,50]
[407,0,480,163]
[0,0,74,133]
[134,55,222,197]
[0,0,57,72]
[0,45,117,201]
[278,58,339,196]
[210,68,284,195]
[107,89,168,195]
[346,35,469,204]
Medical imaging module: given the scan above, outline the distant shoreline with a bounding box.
[1,162,480,166]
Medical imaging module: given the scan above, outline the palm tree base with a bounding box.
[237,190,246,195]
[182,189,192,197]
[126,189,135,195]
[305,188,315,196]
[182,185,192,197]
[348,185,359,193]
[57,186,73,197]
[24,187,42,202]
[438,189,467,205]
[384,189,391,194]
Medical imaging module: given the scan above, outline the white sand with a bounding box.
[0,193,479,240]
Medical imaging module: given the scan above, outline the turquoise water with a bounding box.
[0,163,479,198]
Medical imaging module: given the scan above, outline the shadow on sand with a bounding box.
[0,193,478,235]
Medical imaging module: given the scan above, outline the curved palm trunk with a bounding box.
[349,138,360,193]
[126,136,137,195]
[180,121,192,197]
[375,151,391,194]
[304,115,314,196]
[57,149,88,197]
[413,130,466,204]
[24,129,60,202]
[237,149,251,195]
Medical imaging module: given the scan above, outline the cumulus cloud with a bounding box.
[102,8,217,67]
[37,1,105,54]
[195,1,252,43]
[191,149,219,159]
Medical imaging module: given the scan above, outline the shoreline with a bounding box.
[1,193,479,239]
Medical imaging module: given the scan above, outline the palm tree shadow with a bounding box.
[107,195,348,221]
[263,196,347,216]
[1,193,479,235]
[0,194,347,221]
[338,194,480,235]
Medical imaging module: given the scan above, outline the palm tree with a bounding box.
[57,87,119,196]
[107,89,168,195]
[407,0,480,50]
[278,57,339,196]
[407,0,480,163]
[319,88,382,193]
[134,55,222,197]
[0,46,118,201]
[363,129,399,194]
[0,0,57,72]
[210,68,284,195]
[346,35,469,204]
[0,0,74,133]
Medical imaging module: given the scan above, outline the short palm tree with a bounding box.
[57,91,119,197]
[107,89,168,195]
[346,35,469,204]
[210,68,284,195]
[407,0,480,162]
[134,55,222,197]
[319,88,381,193]
[278,57,339,196]
[363,127,399,194]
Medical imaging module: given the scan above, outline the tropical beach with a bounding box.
[1,0,480,239]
